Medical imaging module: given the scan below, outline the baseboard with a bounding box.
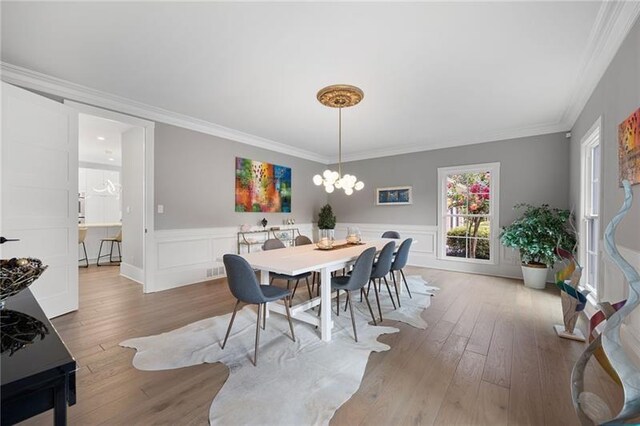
[120,262,144,284]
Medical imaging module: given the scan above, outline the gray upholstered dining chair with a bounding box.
[330,247,377,342]
[367,241,397,321]
[390,238,413,307]
[221,254,295,366]
[263,238,313,302]
[381,231,401,239]
[294,235,313,246]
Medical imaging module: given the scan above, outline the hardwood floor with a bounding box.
[20,265,629,425]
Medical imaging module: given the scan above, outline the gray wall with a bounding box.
[154,123,327,229]
[122,127,145,268]
[329,132,570,228]
[570,17,640,252]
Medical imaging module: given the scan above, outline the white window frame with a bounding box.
[437,162,500,265]
[580,118,602,300]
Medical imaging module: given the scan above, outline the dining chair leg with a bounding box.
[400,269,412,298]
[221,299,241,349]
[292,279,300,300]
[390,273,402,308]
[305,276,313,300]
[346,291,358,342]
[284,297,296,342]
[253,303,262,366]
[116,241,122,262]
[373,278,383,322]
[262,303,267,330]
[344,291,350,312]
[336,290,340,316]
[363,289,377,326]
[383,276,397,309]
[109,241,115,262]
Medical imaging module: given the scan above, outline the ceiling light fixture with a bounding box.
[313,84,365,195]
[97,136,106,141]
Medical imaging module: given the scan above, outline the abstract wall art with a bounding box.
[618,108,640,186]
[235,157,291,213]
[376,186,412,206]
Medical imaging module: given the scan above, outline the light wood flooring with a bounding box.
[20,265,632,425]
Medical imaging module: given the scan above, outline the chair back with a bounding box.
[381,231,400,239]
[342,247,376,291]
[295,235,313,246]
[263,238,285,251]
[391,238,413,271]
[371,241,395,279]
[78,227,88,244]
[115,229,123,242]
[223,254,266,304]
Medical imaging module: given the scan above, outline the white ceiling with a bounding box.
[79,114,131,167]
[1,2,636,163]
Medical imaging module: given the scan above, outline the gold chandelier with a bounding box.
[313,84,365,195]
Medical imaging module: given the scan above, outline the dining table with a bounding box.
[238,238,399,341]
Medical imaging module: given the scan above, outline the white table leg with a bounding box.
[260,269,270,318]
[320,267,332,341]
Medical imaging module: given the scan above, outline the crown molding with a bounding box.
[337,121,568,163]
[0,62,330,164]
[561,1,640,129]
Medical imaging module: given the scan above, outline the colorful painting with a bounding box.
[235,157,291,213]
[618,108,640,186]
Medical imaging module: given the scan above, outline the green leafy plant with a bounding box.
[500,203,576,268]
[317,204,336,229]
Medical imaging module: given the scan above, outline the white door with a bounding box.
[1,82,79,318]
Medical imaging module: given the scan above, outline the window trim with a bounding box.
[579,117,602,300]
[437,162,500,265]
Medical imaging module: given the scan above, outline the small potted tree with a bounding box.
[317,204,336,247]
[500,203,576,289]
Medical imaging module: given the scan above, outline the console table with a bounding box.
[1,289,76,425]
[237,228,301,253]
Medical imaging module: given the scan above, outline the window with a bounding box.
[438,163,500,263]
[581,119,601,298]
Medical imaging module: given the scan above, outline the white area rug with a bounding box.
[121,275,438,425]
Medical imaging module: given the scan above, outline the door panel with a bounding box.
[1,82,79,318]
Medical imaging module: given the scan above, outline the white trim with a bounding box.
[579,117,602,300]
[562,2,640,128]
[120,262,144,285]
[64,100,156,293]
[1,62,329,164]
[437,162,500,265]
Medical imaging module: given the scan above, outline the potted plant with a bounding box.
[500,203,576,289]
[317,204,336,243]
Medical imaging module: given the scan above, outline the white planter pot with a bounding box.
[521,264,549,289]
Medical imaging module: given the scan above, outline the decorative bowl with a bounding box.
[0,258,48,307]
[316,238,334,250]
[346,235,361,244]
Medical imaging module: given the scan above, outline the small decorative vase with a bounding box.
[260,218,268,229]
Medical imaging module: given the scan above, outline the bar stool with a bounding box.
[97,229,122,266]
[79,227,89,268]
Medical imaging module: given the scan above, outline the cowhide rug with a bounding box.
[121,275,438,425]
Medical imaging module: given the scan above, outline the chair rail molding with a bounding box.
[151,224,314,292]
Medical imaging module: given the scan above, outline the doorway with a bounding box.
[66,101,155,293]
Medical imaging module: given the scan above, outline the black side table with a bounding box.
[1,289,76,425]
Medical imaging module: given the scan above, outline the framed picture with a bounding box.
[376,186,412,205]
[235,157,292,212]
[618,108,640,186]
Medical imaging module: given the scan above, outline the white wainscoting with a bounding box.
[335,222,525,280]
[120,262,144,285]
[150,224,314,292]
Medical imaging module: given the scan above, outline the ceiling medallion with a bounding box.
[313,84,365,196]
[316,85,364,109]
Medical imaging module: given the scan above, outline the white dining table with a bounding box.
[238,238,398,341]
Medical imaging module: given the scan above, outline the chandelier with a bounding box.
[313,84,365,195]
